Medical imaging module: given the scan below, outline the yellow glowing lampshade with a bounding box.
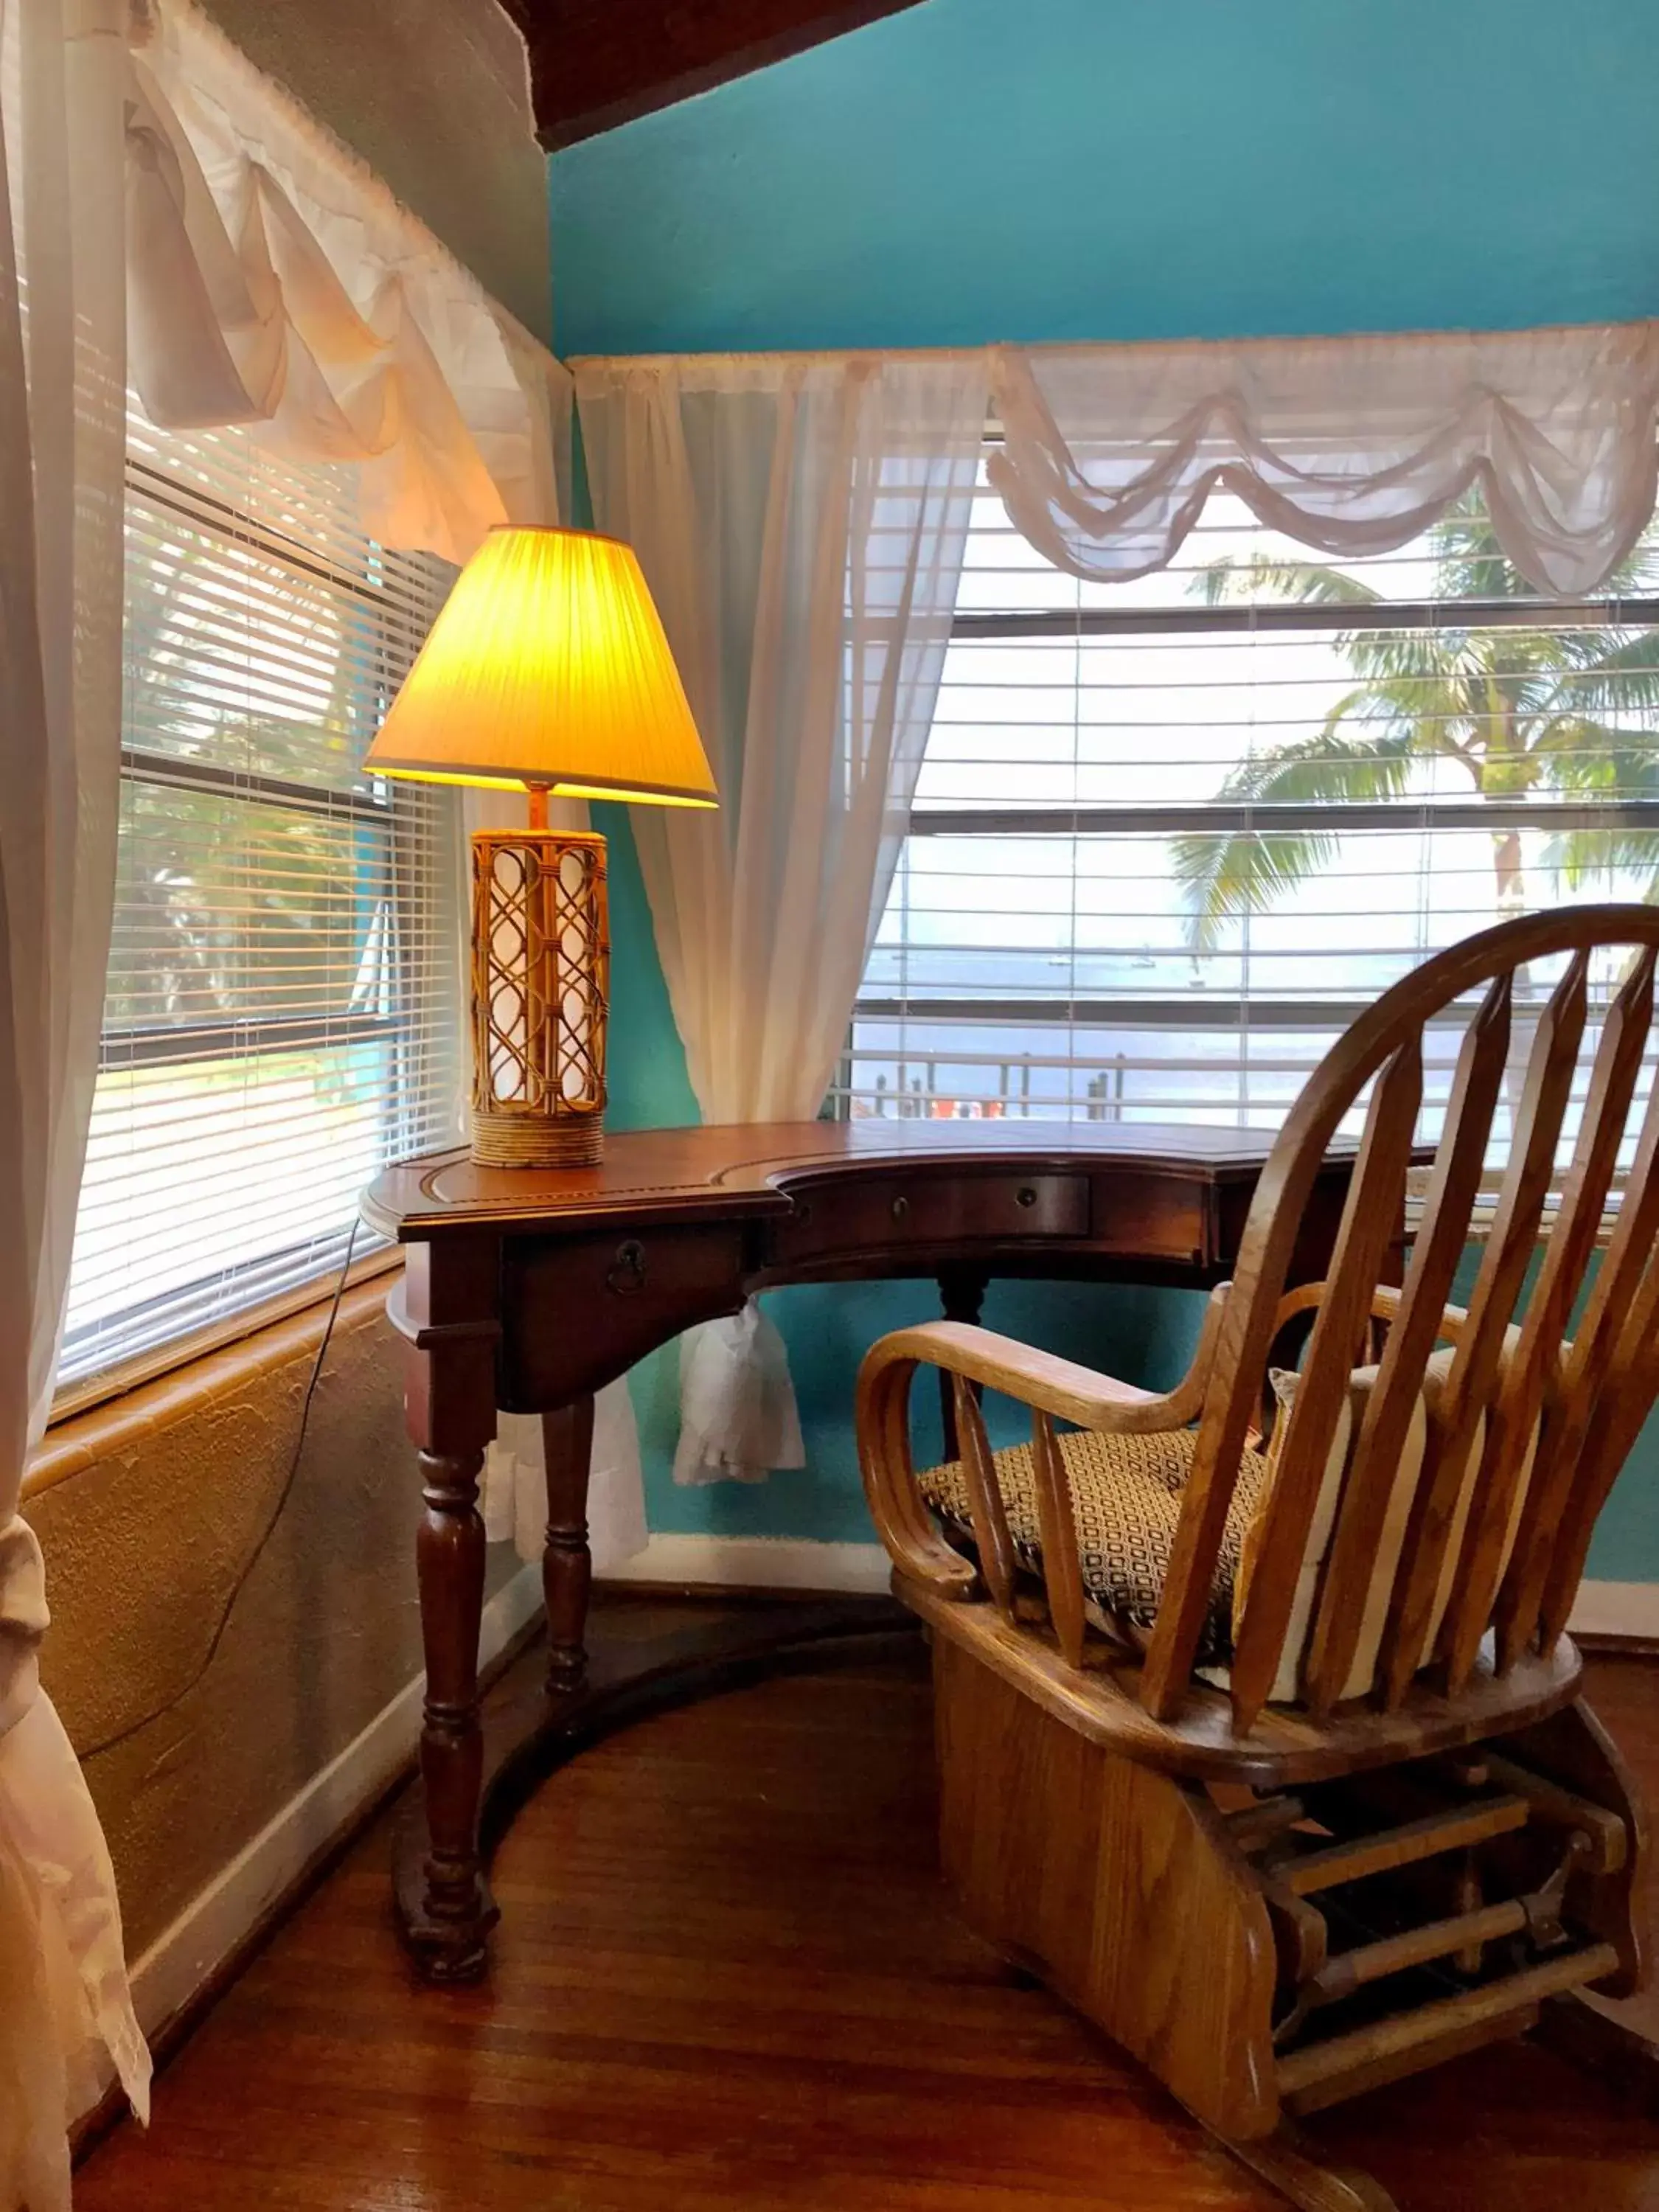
[364,525,717,808]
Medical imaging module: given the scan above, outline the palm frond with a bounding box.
[1214,726,1419,809]
[1338,628,1469,689]
[1543,827,1659,898]
[1534,738,1659,809]
[1535,630,1659,721]
[1171,827,1340,953]
[1173,729,1418,950]
[1318,678,1484,771]
[1189,552,1382,609]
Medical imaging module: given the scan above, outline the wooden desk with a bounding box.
[363,1118,1357,1981]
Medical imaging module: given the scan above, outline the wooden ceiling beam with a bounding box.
[508,0,930,150]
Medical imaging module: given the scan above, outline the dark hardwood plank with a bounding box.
[392,1586,915,1974]
[75,1625,1659,2211]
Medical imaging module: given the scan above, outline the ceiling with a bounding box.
[504,0,931,150]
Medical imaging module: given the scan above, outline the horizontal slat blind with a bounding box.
[843,470,1659,1165]
[60,415,462,1387]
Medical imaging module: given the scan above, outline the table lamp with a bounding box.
[364,525,716,1168]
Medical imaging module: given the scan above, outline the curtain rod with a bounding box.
[566,318,1659,374]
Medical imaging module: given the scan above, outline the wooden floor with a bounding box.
[77,1609,1659,2211]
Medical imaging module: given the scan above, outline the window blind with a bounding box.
[843,467,1659,1167]
[59,414,462,1388]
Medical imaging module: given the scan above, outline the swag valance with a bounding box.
[582,324,1659,605]
[125,0,569,560]
[987,326,1659,599]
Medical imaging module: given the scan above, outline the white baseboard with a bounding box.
[602,1532,892,1596]
[607,1547,1659,1631]
[1568,1579,1659,1641]
[123,1561,543,2051]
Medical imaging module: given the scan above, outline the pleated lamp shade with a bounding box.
[364,525,717,807]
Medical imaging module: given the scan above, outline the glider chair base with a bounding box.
[924,1613,1648,2212]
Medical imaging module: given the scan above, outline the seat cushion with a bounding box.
[919,1425,1268,1665]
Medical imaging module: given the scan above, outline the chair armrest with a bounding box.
[1370,1282,1470,1340]
[854,1288,1227,1601]
[1274,1278,1471,1346]
[861,1320,1207,1436]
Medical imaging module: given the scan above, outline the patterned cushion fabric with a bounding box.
[918,1425,1268,1665]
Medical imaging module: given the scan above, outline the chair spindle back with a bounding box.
[1143,907,1659,1732]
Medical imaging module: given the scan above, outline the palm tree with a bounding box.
[1170,495,1659,950]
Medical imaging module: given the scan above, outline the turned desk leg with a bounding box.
[542,1396,595,1688]
[394,1237,501,1983]
[937,1265,990,1461]
[415,1444,494,1976]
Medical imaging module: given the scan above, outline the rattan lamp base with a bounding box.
[470,1108,605,1169]
[469,824,610,1170]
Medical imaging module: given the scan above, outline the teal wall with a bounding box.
[552,0,1659,359]
[563,0,1659,1571]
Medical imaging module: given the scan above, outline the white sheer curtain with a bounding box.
[576,352,988,1481]
[0,0,150,2202]
[989,325,1659,596]
[124,0,562,562]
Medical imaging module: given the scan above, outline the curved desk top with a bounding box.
[364,1116,1317,1244]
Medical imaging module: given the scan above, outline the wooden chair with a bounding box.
[856,907,1659,2211]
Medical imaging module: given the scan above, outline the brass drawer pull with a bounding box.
[891,1194,909,1222]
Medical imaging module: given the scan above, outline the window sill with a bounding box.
[27,1247,403,1500]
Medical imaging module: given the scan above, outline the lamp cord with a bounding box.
[84,1220,361,1761]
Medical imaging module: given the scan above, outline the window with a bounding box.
[59,415,462,1389]
[844,467,1659,1157]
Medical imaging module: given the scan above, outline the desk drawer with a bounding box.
[775,1171,1089,1265]
[499,1223,749,1408]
